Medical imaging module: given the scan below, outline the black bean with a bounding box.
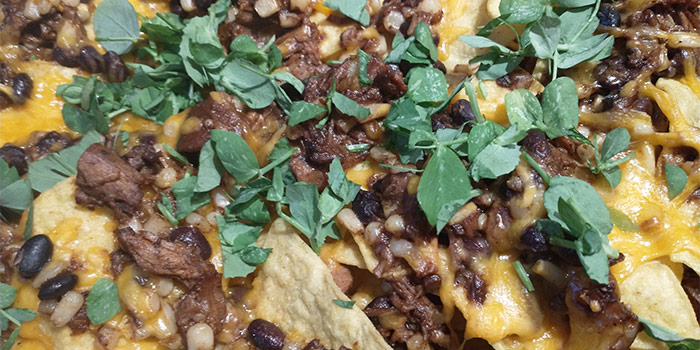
[78,46,104,74]
[169,226,212,260]
[36,131,71,155]
[51,47,78,67]
[38,273,77,300]
[0,144,29,175]
[103,51,128,82]
[12,73,32,103]
[520,226,548,253]
[597,5,620,27]
[352,190,383,225]
[521,130,551,159]
[248,319,285,350]
[15,234,53,278]
[450,99,476,126]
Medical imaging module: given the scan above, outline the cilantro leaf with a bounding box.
[470,143,521,181]
[93,0,141,54]
[217,217,270,278]
[194,140,223,192]
[665,164,688,200]
[0,160,32,216]
[86,278,121,325]
[417,146,480,232]
[0,283,16,309]
[288,101,328,126]
[499,0,547,24]
[639,317,700,350]
[210,130,260,183]
[332,92,370,119]
[333,299,355,309]
[357,49,373,86]
[608,207,639,232]
[323,0,369,26]
[540,77,579,138]
[407,67,449,104]
[171,171,211,219]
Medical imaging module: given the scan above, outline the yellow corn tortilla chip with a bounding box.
[452,253,543,343]
[672,250,700,277]
[620,261,700,349]
[656,78,700,128]
[249,219,391,350]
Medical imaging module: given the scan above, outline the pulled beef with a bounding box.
[521,131,588,179]
[75,144,145,222]
[66,297,90,335]
[565,272,640,350]
[447,224,489,305]
[276,20,329,80]
[0,144,29,175]
[378,0,443,36]
[114,227,210,281]
[373,173,431,242]
[495,69,535,90]
[176,92,284,153]
[122,144,162,177]
[109,249,133,277]
[175,270,227,334]
[303,54,406,104]
[376,277,452,348]
[289,119,372,188]
[682,266,700,323]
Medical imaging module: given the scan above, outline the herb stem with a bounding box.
[259,147,297,176]
[95,37,142,43]
[523,152,551,185]
[379,163,424,173]
[0,308,22,327]
[513,261,535,292]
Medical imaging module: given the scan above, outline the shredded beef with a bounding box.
[276,20,329,80]
[75,144,145,222]
[122,144,162,177]
[352,190,383,225]
[66,297,90,335]
[175,269,227,334]
[0,144,29,175]
[34,131,72,157]
[114,227,210,281]
[303,54,406,105]
[566,272,640,350]
[521,131,587,179]
[682,266,700,323]
[176,92,284,153]
[109,248,133,277]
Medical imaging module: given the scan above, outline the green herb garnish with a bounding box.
[513,261,535,292]
[86,278,122,325]
[333,299,356,309]
[639,317,700,350]
[665,164,688,200]
[93,0,140,54]
[586,128,635,189]
[460,0,613,79]
[323,0,369,26]
[0,283,36,350]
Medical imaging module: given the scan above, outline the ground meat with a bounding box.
[276,20,329,80]
[75,144,145,222]
[114,227,210,281]
[175,270,227,334]
[0,144,29,175]
[566,271,640,350]
[176,92,284,153]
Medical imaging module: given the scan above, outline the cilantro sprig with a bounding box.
[536,175,618,284]
[585,128,635,189]
[0,159,32,222]
[460,0,613,79]
[0,283,36,350]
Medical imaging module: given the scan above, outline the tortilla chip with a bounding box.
[672,250,700,276]
[320,238,367,269]
[620,261,700,349]
[249,219,391,350]
[453,253,543,343]
[656,78,700,128]
[32,176,116,289]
